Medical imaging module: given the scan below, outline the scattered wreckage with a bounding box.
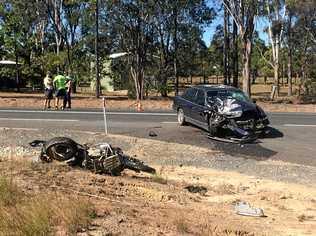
[29,137,156,176]
[205,96,268,144]
[173,85,270,144]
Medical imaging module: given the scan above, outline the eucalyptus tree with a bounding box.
[0,0,42,89]
[104,0,156,101]
[223,0,258,97]
[291,0,316,95]
[151,0,214,96]
[262,0,287,98]
[285,0,295,96]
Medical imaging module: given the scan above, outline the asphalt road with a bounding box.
[0,108,316,167]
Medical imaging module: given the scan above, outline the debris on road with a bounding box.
[29,137,156,176]
[184,185,208,195]
[148,130,158,137]
[235,201,266,217]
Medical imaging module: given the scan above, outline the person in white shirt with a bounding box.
[43,72,53,110]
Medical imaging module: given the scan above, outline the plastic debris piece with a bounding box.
[235,201,266,217]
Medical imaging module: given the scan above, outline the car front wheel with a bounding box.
[208,116,219,136]
[177,108,186,126]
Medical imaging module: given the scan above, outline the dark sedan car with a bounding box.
[173,85,269,139]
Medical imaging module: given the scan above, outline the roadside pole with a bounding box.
[102,97,108,135]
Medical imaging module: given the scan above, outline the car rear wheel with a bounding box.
[177,108,186,126]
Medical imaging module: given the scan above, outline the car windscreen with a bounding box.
[207,90,250,103]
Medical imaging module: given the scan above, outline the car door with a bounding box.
[181,88,197,120]
[191,89,207,128]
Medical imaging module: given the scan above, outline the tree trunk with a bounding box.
[242,38,252,97]
[287,13,293,96]
[173,3,178,96]
[273,41,280,96]
[287,54,292,96]
[95,0,100,98]
[232,20,238,88]
[15,47,20,93]
[132,50,144,101]
[223,6,228,85]
[161,77,168,97]
[273,61,279,95]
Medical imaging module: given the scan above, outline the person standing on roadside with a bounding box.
[63,75,73,109]
[43,72,53,110]
[53,73,66,110]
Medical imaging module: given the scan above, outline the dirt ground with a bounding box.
[1,135,316,236]
[1,91,316,113]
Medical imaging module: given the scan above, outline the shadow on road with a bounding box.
[211,141,277,161]
[209,127,284,161]
[261,127,284,139]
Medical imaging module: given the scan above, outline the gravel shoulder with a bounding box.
[0,128,315,187]
[1,128,316,235]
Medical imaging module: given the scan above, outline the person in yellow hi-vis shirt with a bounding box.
[53,74,66,110]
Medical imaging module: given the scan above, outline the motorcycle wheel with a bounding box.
[121,155,156,174]
[44,137,78,161]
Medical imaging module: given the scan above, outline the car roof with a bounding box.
[192,84,241,92]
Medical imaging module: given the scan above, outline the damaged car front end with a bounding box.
[206,94,269,143]
[173,85,270,143]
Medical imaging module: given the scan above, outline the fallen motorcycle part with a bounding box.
[235,201,266,217]
[29,137,156,176]
[120,155,156,174]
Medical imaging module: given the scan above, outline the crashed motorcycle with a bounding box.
[29,137,156,176]
[206,96,269,143]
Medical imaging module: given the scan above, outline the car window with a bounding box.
[196,90,205,106]
[207,90,250,103]
[182,88,197,102]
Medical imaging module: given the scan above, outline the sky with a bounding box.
[202,5,269,46]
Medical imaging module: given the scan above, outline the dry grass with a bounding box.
[212,183,236,195]
[173,214,256,236]
[151,173,168,184]
[0,177,95,236]
[201,226,256,236]
[174,216,191,234]
[297,214,314,222]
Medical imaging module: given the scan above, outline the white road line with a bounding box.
[0,109,176,116]
[0,127,39,131]
[161,122,178,124]
[0,118,79,122]
[284,124,316,127]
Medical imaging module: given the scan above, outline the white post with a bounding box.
[102,97,108,135]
